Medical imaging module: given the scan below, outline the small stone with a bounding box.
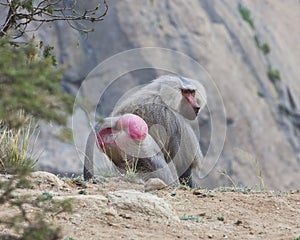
[119,213,132,219]
[144,178,168,192]
[104,207,118,217]
[170,191,176,197]
[234,220,242,225]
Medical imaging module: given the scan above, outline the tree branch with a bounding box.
[0,0,108,38]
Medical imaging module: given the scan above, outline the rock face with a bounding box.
[34,0,300,190]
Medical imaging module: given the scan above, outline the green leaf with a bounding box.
[21,0,34,12]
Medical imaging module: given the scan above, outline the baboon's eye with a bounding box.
[181,89,196,96]
[181,89,189,94]
[190,90,196,96]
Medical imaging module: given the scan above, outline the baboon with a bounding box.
[84,75,206,187]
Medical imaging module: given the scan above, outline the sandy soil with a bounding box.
[0,172,300,240]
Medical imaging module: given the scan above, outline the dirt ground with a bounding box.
[1,172,300,240]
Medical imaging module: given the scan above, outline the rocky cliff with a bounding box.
[35,0,300,190]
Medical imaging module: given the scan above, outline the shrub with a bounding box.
[254,35,261,48]
[239,5,255,30]
[0,37,73,128]
[261,43,270,55]
[0,114,39,174]
[0,165,72,240]
[267,68,281,82]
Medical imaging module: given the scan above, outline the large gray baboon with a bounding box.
[84,75,207,187]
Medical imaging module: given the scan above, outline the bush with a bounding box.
[239,5,255,30]
[0,112,72,240]
[0,114,39,174]
[261,43,270,55]
[254,35,261,48]
[0,164,72,240]
[267,68,281,82]
[0,37,73,128]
